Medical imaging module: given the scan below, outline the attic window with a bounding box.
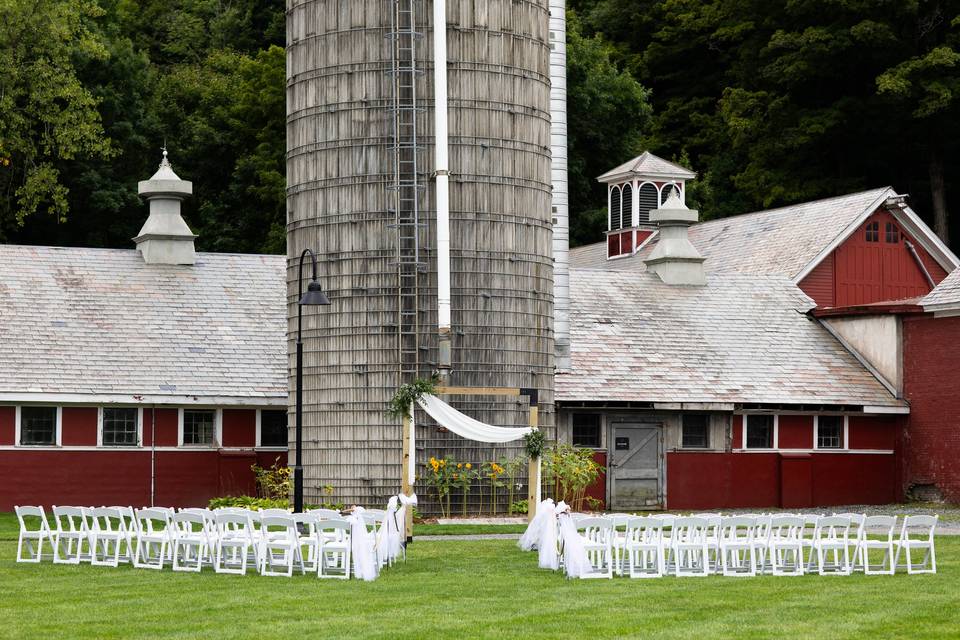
[609,186,622,230]
[620,184,633,228]
[865,221,880,242]
[885,222,900,243]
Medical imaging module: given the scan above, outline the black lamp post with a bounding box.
[294,248,330,513]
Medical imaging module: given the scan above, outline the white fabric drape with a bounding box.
[407,402,416,485]
[519,498,555,552]
[416,394,535,443]
[557,507,589,579]
[537,501,559,570]
[347,507,378,582]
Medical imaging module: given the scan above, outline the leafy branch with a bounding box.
[524,429,545,459]
[388,375,439,419]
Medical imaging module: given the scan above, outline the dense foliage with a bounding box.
[2,1,957,251]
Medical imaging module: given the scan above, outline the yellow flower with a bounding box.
[465,463,472,469]
[439,460,446,467]
[457,463,463,469]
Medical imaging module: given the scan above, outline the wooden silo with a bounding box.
[286,0,555,510]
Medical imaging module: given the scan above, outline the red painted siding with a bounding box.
[585,450,607,510]
[798,254,835,307]
[62,407,98,446]
[143,408,178,447]
[667,450,896,510]
[902,315,960,502]
[222,409,256,448]
[848,415,897,450]
[731,414,743,448]
[0,406,14,445]
[799,209,948,308]
[778,415,813,449]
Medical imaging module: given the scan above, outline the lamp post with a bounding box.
[294,248,330,513]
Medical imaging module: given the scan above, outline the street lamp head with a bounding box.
[299,279,330,306]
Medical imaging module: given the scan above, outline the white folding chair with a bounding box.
[574,517,615,579]
[258,508,293,518]
[809,515,851,576]
[88,507,128,567]
[311,508,342,520]
[108,506,138,563]
[669,517,710,577]
[693,513,722,571]
[859,515,897,575]
[14,506,52,563]
[360,511,386,571]
[317,519,352,579]
[835,513,865,571]
[259,515,305,577]
[133,508,174,570]
[768,516,805,576]
[797,513,822,570]
[171,511,213,572]
[51,506,91,564]
[895,515,938,574]
[294,512,322,573]
[214,512,260,574]
[719,516,757,577]
[624,517,664,578]
[649,514,676,572]
[608,514,631,575]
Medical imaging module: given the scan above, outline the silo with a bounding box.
[286,0,555,509]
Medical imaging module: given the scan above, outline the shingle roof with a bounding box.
[556,268,904,407]
[922,266,960,310]
[597,151,697,182]
[570,188,893,279]
[0,245,286,401]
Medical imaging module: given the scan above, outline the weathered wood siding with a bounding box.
[286,0,555,511]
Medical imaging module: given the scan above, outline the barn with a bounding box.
[561,153,959,510]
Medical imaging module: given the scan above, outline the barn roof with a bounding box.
[570,188,894,278]
[556,268,906,408]
[922,266,960,313]
[0,245,287,404]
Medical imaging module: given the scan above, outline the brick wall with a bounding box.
[902,314,960,502]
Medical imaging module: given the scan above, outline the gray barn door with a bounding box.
[609,423,662,510]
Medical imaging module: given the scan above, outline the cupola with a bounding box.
[597,151,696,259]
[134,149,197,265]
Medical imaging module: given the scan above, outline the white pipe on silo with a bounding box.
[434,0,452,373]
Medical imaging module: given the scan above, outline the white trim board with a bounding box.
[0,392,286,407]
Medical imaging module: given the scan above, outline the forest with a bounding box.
[2,0,959,252]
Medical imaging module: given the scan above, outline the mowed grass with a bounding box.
[2,514,958,639]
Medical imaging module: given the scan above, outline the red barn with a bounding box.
[563,152,959,511]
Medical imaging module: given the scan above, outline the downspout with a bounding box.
[434,0,452,378]
[150,406,156,507]
[905,240,936,289]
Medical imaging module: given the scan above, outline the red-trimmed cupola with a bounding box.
[597,151,696,260]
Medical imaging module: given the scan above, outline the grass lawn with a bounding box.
[2,515,958,638]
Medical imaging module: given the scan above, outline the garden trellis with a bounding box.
[400,386,543,537]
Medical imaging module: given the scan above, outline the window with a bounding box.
[745,415,774,449]
[20,406,57,446]
[572,414,602,448]
[865,221,879,242]
[637,183,658,223]
[885,222,900,244]
[816,415,844,449]
[609,186,622,230]
[259,410,288,448]
[681,414,709,449]
[182,410,216,446]
[102,408,139,446]
[621,184,633,228]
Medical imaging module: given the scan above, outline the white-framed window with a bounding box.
[743,414,778,449]
[16,406,61,447]
[815,415,848,450]
[681,414,710,449]
[99,407,141,447]
[178,408,221,447]
[257,409,288,448]
[571,413,602,448]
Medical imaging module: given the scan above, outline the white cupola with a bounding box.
[134,149,197,265]
[597,151,696,259]
[643,191,706,286]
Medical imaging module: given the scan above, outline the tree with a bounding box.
[566,10,653,246]
[0,0,114,238]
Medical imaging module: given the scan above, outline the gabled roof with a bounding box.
[0,245,286,404]
[597,151,697,183]
[922,267,960,315]
[570,187,960,280]
[556,268,905,408]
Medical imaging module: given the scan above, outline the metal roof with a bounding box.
[0,245,287,403]
[571,188,894,278]
[596,151,697,183]
[556,268,905,408]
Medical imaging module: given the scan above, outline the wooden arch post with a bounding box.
[401,386,543,539]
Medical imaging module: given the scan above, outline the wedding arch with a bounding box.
[397,384,543,538]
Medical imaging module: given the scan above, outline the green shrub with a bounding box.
[509,499,528,515]
[207,495,347,512]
